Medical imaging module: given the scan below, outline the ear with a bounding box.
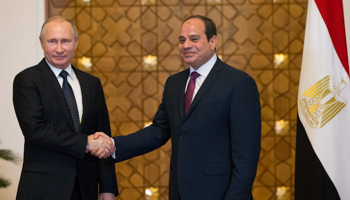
[209,35,217,50]
[74,36,79,49]
[39,37,44,50]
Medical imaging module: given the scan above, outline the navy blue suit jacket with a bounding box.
[113,57,261,200]
[13,59,118,200]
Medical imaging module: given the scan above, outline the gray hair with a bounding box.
[40,16,79,40]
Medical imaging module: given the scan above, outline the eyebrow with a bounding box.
[178,34,200,40]
[189,35,200,38]
[46,38,72,41]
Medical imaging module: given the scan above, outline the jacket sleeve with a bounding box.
[13,71,87,158]
[94,78,119,195]
[113,80,172,162]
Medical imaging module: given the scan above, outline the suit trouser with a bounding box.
[70,178,82,200]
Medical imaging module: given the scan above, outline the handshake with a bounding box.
[86,132,115,159]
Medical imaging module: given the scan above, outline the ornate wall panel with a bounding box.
[47,0,308,199]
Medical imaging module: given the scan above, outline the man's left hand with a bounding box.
[99,192,115,200]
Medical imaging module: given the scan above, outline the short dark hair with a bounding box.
[182,15,217,41]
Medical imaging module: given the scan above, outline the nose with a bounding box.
[182,40,192,49]
[56,42,63,53]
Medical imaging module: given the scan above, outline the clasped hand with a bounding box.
[86,132,115,159]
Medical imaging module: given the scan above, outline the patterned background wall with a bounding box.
[47,0,307,199]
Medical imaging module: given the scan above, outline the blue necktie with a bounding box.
[59,70,80,132]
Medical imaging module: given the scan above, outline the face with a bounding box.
[178,18,217,70]
[40,20,78,70]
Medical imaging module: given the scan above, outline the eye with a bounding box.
[179,39,186,44]
[191,38,199,42]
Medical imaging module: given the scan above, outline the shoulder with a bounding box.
[217,59,255,83]
[166,69,189,82]
[169,69,189,78]
[14,61,44,81]
[221,60,249,76]
[73,66,101,82]
[211,60,258,95]
[16,65,38,76]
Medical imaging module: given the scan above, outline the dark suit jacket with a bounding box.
[13,59,118,200]
[113,57,261,200]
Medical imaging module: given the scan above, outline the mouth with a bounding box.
[183,52,195,57]
[53,56,67,60]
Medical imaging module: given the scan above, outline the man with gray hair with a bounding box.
[13,16,118,200]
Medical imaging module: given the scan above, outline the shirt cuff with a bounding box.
[111,138,116,159]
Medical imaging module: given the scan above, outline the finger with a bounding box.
[104,147,109,155]
[105,146,114,154]
[104,149,112,157]
[102,139,112,149]
[96,131,107,137]
[98,151,106,159]
[90,147,99,155]
[95,148,105,157]
[93,132,105,140]
[105,138,113,145]
[93,133,100,139]
[104,144,112,152]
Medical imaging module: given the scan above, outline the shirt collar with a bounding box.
[189,53,217,78]
[46,60,76,80]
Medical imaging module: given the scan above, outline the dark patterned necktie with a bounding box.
[184,71,200,116]
[59,70,80,132]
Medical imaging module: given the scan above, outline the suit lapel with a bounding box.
[74,67,89,133]
[38,59,76,131]
[184,58,223,119]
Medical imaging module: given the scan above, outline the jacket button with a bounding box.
[180,133,185,139]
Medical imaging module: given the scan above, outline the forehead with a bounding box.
[44,20,74,38]
[180,18,205,36]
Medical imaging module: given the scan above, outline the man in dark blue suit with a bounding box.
[94,15,261,200]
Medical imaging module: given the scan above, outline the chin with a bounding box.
[53,62,68,69]
[53,60,68,65]
[184,56,195,61]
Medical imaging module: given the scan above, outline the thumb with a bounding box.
[93,132,101,139]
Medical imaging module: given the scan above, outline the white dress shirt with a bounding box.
[184,53,217,102]
[47,61,83,122]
